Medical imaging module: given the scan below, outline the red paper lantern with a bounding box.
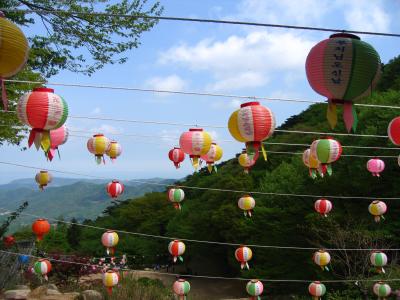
[168,147,185,169]
[32,219,51,241]
[3,235,15,247]
[388,117,400,146]
[106,180,124,199]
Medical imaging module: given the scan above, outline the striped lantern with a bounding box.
[313,250,331,271]
[368,200,387,222]
[388,116,400,146]
[106,141,122,162]
[33,259,52,280]
[238,195,256,217]
[200,142,223,173]
[101,230,119,255]
[370,251,388,274]
[106,180,124,199]
[173,279,190,300]
[103,270,119,295]
[228,101,276,161]
[35,170,52,191]
[314,199,333,217]
[238,149,256,174]
[168,240,185,263]
[17,87,69,152]
[367,158,385,177]
[310,138,342,176]
[3,235,15,247]
[87,134,111,164]
[246,279,264,300]
[373,282,391,300]
[179,128,212,170]
[303,148,320,179]
[308,281,326,300]
[168,147,185,169]
[306,33,381,132]
[48,125,69,161]
[235,246,253,270]
[0,12,29,111]
[32,219,50,241]
[168,188,185,210]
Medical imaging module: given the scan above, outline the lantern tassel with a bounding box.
[207,164,213,173]
[343,102,358,132]
[214,165,218,173]
[44,275,48,281]
[57,148,61,159]
[47,148,55,161]
[244,168,249,174]
[174,162,180,169]
[41,131,51,152]
[260,144,267,161]
[95,155,102,165]
[191,156,199,170]
[173,256,177,263]
[326,164,333,176]
[374,216,381,222]
[248,210,252,217]
[107,287,112,295]
[178,256,183,262]
[327,100,337,129]
[0,78,8,111]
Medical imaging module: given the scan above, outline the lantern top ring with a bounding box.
[33,87,55,93]
[240,101,260,108]
[330,32,360,40]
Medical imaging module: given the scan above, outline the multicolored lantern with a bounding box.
[200,143,223,173]
[106,180,124,199]
[103,270,119,295]
[388,117,400,146]
[306,33,381,132]
[32,219,50,241]
[3,235,15,247]
[238,195,255,217]
[168,240,185,263]
[168,188,185,210]
[303,148,320,179]
[179,128,212,170]
[373,282,391,300]
[47,125,69,161]
[246,279,263,300]
[310,138,342,176]
[0,12,29,111]
[33,259,52,280]
[238,149,256,174]
[367,158,385,177]
[235,245,252,270]
[168,147,185,169]
[35,170,52,190]
[313,250,331,271]
[87,134,111,164]
[308,281,326,300]
[228,101,275,161]
[106,141,122,162]
[370,251,388,274]
[17,87,68,152]
[314,199,333,217]
[369,200,387,222]
[102,230,119,255]
[173,279,190,300]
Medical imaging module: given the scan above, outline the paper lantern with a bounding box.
[173,279,190,300]
[87,134,111,164]
[303,148,320,179]
[179,128,212,170]
[367,158,385,177]
[308,281,326,300]
[246,279,263,300]
[168,188,185,210]
[33,259,52,280]
[3,235,15,247]
[306,33,381,132]
[106,141,122,162]
[35,170,52,190]
[103,270,119,295]
[32,219,50,241]
[106,180,124,199]
[313,250,331,271]
[18,255,29,265]
[0,12,29,111]
[17,87,68,152]
[47,125,69,161]
[200,143,223,173]
[168,147,185,169]
[238,195,255,217]
[228,101,275,161]
[370,251,388,274]
[238,149,256,174]
[369,200,387,222]
[310,138,342,176]
[235,245,252,270]
[388,116,400,146]
[314,199,333,217]
[373,282,391,300]
[168,240,185,263]
[101,230,119,255]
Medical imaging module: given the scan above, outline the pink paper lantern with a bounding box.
[367,158,385,177]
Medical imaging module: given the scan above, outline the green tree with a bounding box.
[0,201,28,238]
[66,217,82,249]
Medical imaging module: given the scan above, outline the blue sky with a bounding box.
[1,0,400,183]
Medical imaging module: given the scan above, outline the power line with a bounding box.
[2,9,400,37]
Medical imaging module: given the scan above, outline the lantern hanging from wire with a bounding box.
[238,195,255,217]
[246,279,264,300]
[106,180,124,199]
[179,128,212,170]
[47,125,69,161]
[313,250,331,271]
[238,149,256,174]
[168,240,185,263]
[303,148,320,179]
[87,134,111,164]
[173,279,190,300]
[310,138,342,176]
[200,142,223,173]
[103,270,119,295]
[308,281,326,300]
[101,230,119,255]
[373,282,391,300]
[168,188,185,210]
[314,199,333,217]
[370,251,388,274]
[368,200,387,222]
[106,141,122,162]
[235,245,253,270]
[35,170,52,191]
[32,219,50,241]
[168,147,185,169]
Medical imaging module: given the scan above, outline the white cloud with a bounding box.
[90,107,101,115]
[145,75,187,92]
[89,124,123,135]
